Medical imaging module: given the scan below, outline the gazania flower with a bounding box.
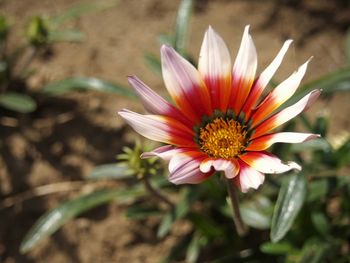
[119,26,320,193]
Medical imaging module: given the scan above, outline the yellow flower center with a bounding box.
[199,118,247,159]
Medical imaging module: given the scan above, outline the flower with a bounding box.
[119,26,320,193]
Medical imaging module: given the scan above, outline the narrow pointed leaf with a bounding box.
[299,241,334,263]
[158,34,174,46]
[189,213,224,237]
[88,163,135,180]
[157,188,192,238]
[260,242,294,255]
[281,67,350,110]
[43,77,136,99]
[270,173,307,242]
[0,92,37,113]
[48,30,84,42]
[125,205,162,219]
[157,211,175,238]
[290,138,331,152]
[311,212,330,236]
[50,0,118,26]
[333,138,350,167]
[174,0,193,55]
[307,179,329,202]
[144,53,161,75]
[240,197,272,230]
[20,188,144,253]
[186,232,203,263]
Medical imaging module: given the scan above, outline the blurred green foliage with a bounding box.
[0,0,118,114]
[18,0,350,262]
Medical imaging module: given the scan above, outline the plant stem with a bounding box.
[226,178,247,236]
[143,174,174,209]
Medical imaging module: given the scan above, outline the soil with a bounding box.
[0,0,349,262]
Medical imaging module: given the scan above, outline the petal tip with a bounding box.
[127,75,137,82]
[289,161,302,171]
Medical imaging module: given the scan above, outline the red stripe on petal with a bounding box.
[128,76,193,127]
[251,90,320,139]
[242,40,293,119]
[250,59,310,126]
[141,145,186,160]
[230,26,257,114]
[119,110,196,147]
[247,132,320,151]
[161,45,212,123]
[198,27,232,111]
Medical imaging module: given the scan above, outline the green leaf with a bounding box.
[240,195,272,230]
[158,34,174,46]
[50,0,118,26]
[307,179,329,202]
[313,115,328,137]
[144,53,162,75]
[189,213,224,237]
[333,138,350,168]
[20,187,144,253]
[157,211,175,238]
[299,240,334,263]
[42,77,136,99]
[125,205,162,219]
[311,212,330,236]
[174,0,193,55]
[48,30,85,42]
[290,138,331,152]
[157,188,193,238]
[88,163,135,180]
[282,67,350,110]
[0,92,37,113]
[160,235,192,263]
[270,173,307,242]
[186,232,204,263]
[260,241,294,255]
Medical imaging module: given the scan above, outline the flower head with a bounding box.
[119,26,320,192]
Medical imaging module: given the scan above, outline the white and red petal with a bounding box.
[141,145,185,160]
[234,160,265,193]
[251,59,310,126]
[251,89,321,139]
[242,40,292,118]
[118,110,196,147]
[199,158,239,178]
[198,26,232,110]
[128,76,192,126]
[247,132,320,151]
[161,45,212,123]
[239,151,301,174]
[168,152,212,184]
[230,25,258,114]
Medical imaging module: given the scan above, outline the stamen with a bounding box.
[199,117,247,159]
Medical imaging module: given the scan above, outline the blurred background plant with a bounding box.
[1,0,350,262]
[0,0,117,114]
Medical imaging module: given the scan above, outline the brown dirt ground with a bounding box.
[0,0,350,262]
